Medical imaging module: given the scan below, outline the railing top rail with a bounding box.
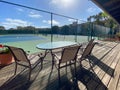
[0,0,78,20]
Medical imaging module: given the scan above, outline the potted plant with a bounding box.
[0,45,14,66]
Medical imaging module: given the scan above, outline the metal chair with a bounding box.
[77,42,96,66]
[53,45,81,85]
[6,45,43,80]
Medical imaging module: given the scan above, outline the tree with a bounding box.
[17,26,24,30]
[52,25,59,34]
[24,26,35,30]
[0,26,5,30]
[87,12,119,36]
[61,25,70,35]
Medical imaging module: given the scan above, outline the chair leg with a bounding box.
[58,68,61,88]
[65,62,67,75]
[40,60,43,70]
[74,62,77,79]
[79,59,82,68]
[28,68,32,81]
[14,63,17,75]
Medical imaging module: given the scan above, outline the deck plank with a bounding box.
[108,44,120,90]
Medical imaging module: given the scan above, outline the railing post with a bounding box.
[51,13,53,42]
[75,19,78,42]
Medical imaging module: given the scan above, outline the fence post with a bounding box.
[51,13,53,42]
[75,19,78,42]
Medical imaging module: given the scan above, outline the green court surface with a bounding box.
[2,34,89,54]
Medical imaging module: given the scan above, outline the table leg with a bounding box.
[50,50,54,70]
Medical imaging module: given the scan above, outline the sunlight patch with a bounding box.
[50,0,78,9]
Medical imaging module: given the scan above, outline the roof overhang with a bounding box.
[91,0,120,25]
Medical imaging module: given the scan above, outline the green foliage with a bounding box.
[87,12,118,29]
[116,32,120,37]
[61,25,70,35]
[52,26,59,34]
[0,47,10,54]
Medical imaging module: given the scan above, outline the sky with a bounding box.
[0,0,102,29]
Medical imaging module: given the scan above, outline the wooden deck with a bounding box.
[0,41,120,90]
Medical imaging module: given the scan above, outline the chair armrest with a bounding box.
[53,53,60,60]
[37,53,44,58]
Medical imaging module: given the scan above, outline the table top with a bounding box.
[36,41,78,50]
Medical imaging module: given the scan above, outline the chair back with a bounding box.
[81,42,96,59]
[88,39,94,46]
[6,46,28,62]
[60,45,80,63]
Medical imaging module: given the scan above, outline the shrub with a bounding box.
[0,45,10,54]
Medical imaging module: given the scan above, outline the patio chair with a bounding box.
[53,45,81,85]
[5,45,43,80]
[77,42,96,66]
